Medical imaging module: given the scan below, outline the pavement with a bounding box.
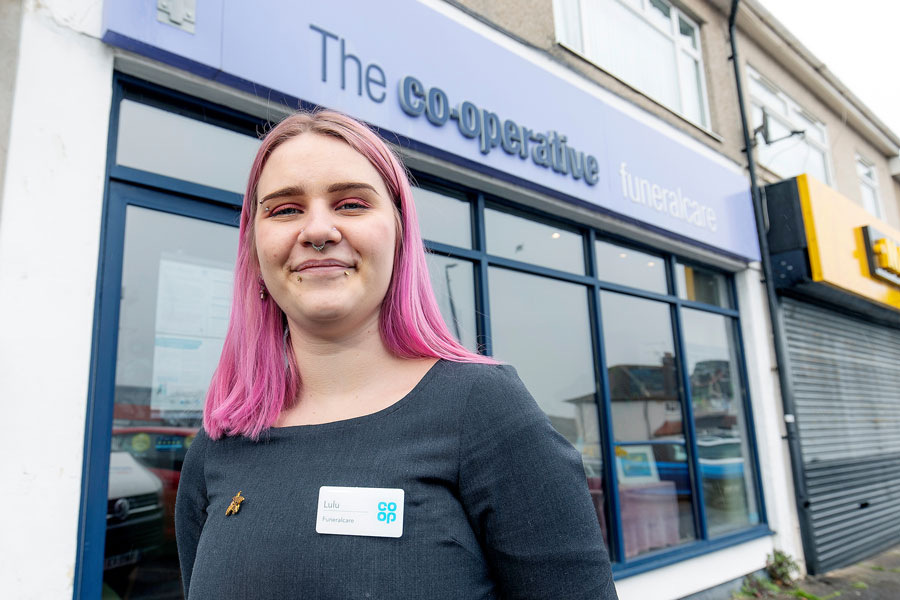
[737,545,900,600]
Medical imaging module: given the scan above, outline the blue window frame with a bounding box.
[76,76,769,597]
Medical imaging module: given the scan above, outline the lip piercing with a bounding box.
[343,271,350,277]
[297,275,302,282]
[312,243,326,252]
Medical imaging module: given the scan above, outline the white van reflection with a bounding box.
[104,451,165,572]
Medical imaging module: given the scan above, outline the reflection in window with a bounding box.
[485,207,584,274]
[106,206,237,597]
[116,99,260,194]
[676,263,732,308]
[601,291,695,554]
[682,309,760,536]
[602,292,682,442]
[413,186,472,248]
[488,267,607,544]
[424,254,478,351]
[596,239,667,293]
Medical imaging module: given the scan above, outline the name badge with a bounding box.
[316,486,405,538]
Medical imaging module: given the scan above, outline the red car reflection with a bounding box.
[111,426,199,541]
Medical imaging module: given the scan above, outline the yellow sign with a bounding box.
[873,236,900,276]
[796,174,900,310]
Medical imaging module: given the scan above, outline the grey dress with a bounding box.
[175,360,618,599]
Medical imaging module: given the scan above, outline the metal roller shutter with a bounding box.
[783,297,900,573]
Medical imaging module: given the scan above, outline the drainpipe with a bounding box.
[728,0,816,573]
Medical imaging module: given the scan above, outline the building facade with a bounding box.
[733,2,900,575]
[1,0,895,598]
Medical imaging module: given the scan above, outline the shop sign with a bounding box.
[101,0,759,261]
[862,227,900,288]
[793,175,900,310]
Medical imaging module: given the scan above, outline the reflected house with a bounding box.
[689,359,734,411]
[608,353,679,441]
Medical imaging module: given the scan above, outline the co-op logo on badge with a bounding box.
[377,501,397,524]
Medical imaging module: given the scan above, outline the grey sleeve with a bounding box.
[175,428,210,599]
[458,365,618,600]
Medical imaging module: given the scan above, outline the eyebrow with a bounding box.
[258,182,380,204]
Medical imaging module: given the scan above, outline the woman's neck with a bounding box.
[276,314,437,426]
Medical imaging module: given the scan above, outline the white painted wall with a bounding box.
[736,264,807,569]
[0,0,112,597]
[616,536,774,599]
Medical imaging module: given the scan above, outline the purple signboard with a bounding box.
[102,0,759,261]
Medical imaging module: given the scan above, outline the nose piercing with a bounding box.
[312,243,326,252]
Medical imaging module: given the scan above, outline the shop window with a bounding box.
[554,0,710,127]
[413,185,473,248]
[856,156,882,219]
[85,81,767,597]
[485,206,585,274]
[105,203,237,597]
[116,99,260,194]
[596,239,667,294]
[424,253,479,351]
[747,67,831,184]
[676,262,732,308]
[681,309,760,536]
[601,291,696,555]
[488,266,607,544]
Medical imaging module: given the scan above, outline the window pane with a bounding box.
[616,441,695,556]
[116,99,260,194]
[676,263,732,308]
[595,239,667,294]
[424,254,478,351]
[602,292,682,443]
[485,207,584,273]
[554,0,583,51]
[860,182,881,218]
[583,0,680,113]
[413,186,472,248]
[679,52,705,125]
[678,17,697,49]
[757,116,829,184]
[107,205,238,596]
[682,309,760,536]
[601,291,695,553]
[648,0,672,32]
[488,267,608,545]
[748,74,787,116]
[794,110,824,144]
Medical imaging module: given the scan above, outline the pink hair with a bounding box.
[204,110,494,440]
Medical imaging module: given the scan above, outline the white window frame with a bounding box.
[746,66,832,185]
[856,155,883,219]
[553,0,712,129]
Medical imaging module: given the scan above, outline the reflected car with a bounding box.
[111,426,199,541]
[653,436,746,497]
[105,452,165,571]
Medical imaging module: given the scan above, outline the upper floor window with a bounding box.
[856,156,882,218]
[554,0,710,127]
[747,67,831,184]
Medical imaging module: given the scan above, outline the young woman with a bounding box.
[175,110,617,599]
